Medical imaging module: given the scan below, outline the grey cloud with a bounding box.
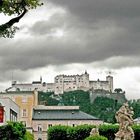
[0,0,140,82]
[29,13,66,35]
[48,0,140,20]
[0,29,140,73]
[91,56,140,69]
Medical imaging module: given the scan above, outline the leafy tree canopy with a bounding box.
[0,122,26,140]
[114,88,123,93]
[0,0,43,38]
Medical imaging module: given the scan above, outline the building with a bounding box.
[7,77,46,92]
[0,90,103,140]
[6,71,113,94]
[0,90,38,128]
[0,97,20,126]
[134,117,140,125]
[32,105,103,140]
[54,71,113,94]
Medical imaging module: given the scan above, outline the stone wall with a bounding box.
[90,90,127,104]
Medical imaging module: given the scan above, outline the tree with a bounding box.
[0,122,26,140]
[114,88,123,93]
[90,97,122,123]
[0,0,43,38]
[128,99,140,119]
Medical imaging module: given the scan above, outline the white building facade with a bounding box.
[6,71,113,94]
[0,97,20,125]
[54,71,113,94]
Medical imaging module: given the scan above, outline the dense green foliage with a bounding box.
[48,125,95,140]
[0,122,25,140]
[48,125,69,140]
[39,90,140,123]
[132,125,140,139]
[24,131,34,140]
[39,90,123,123]
[0,0,43,38]
[0,122,33,140]
[48,124,140,140]
[128,99,140,119]
[90,97,122,123]
[99,124,118,140]
[62,90,91,114]
[85,135,108,140]
[67,125,95,140]
[38,92,59,106]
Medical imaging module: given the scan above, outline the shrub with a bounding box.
[24,131,34,140]
[99,124,118,140]
[0,122,26,140]
[85,135,108,140]
[47,124,140,140]
[48,125,69,140]
[48,125,95,140]
[67,125,95,140]
[132,124,140,140]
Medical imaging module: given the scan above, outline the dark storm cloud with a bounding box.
[0,0,140,82]
[48,0,140,20]
[29,13,66,35]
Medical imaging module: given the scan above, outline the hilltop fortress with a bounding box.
[6,71,113,94]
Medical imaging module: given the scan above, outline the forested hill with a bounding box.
[38,90,140,123]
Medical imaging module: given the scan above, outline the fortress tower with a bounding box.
[106,75,113,92]
[34,89,38,106]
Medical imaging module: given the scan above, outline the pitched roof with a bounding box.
[32,107,99,120]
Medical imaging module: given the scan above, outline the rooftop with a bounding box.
[32,105,99,120]
[34,105,79,110]
[0,91,33,94]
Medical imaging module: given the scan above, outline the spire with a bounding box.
[85,70,87,74]
[40,76,42,83]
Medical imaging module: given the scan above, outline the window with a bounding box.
[10,109,17,122]
[38,124,42,132]
[48,124,52,128]
[22,109,27,117]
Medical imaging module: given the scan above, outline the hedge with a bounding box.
[67,125,95,140]
[85,135,108,140]
[48,125,69,140]
[48,125,95,140]
[48,124,140,140]
[99,124,118,140]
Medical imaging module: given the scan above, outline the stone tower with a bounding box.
[34,88,38,106]
[106,75,113,92]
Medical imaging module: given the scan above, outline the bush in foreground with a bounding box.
[67,125,95,140]
[85,135,108,140]
[0,122,33,140]
[48,124,140,140]
[48,125,68,140]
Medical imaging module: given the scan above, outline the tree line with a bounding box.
[38,90,140,123]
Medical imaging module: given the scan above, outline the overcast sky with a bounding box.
[0,0,140,99]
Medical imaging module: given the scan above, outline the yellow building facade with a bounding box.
[0,90,38,128]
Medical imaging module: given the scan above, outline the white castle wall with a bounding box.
[7,72,113,94]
